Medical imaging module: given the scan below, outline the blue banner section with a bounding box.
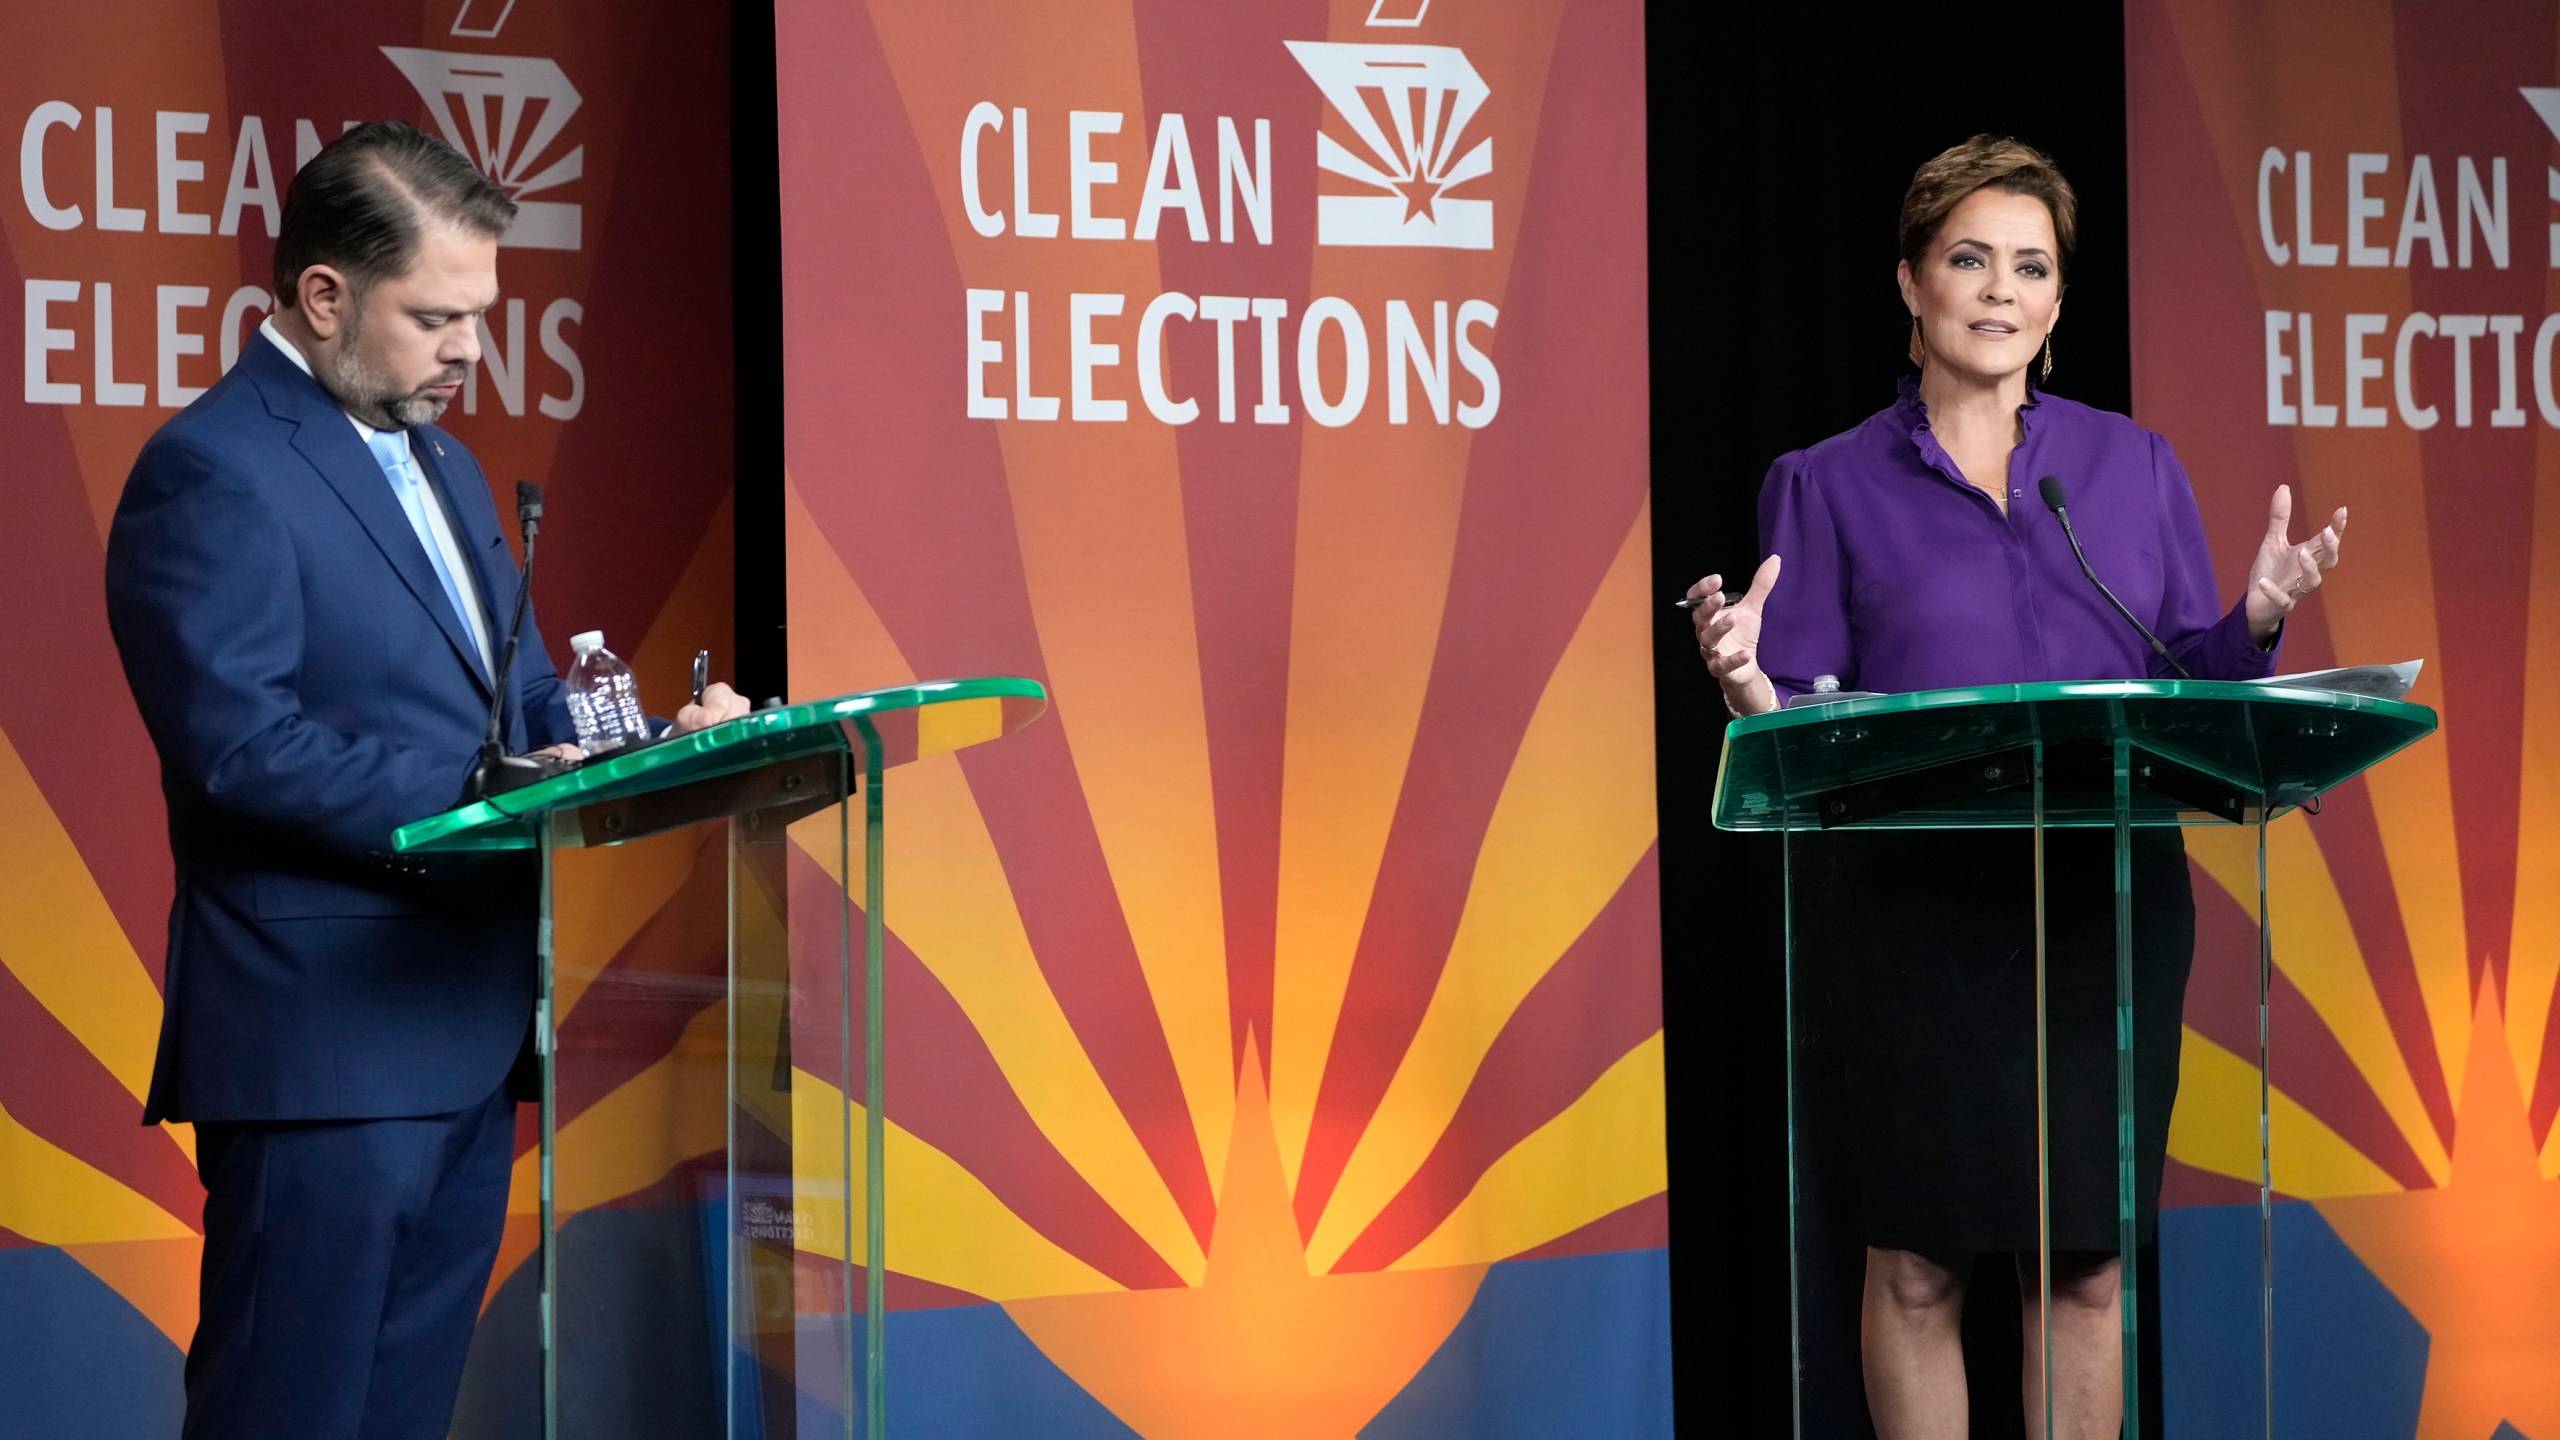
[1363,1248,1673,1440]
[2160,1202,2426,1438]
[0,1248,183,1440]
[20,1199,1671,1438]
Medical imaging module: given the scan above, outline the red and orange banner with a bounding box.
[0,1,731,1428]
[2130,1,2560,1431]
[773,0,1668,1431]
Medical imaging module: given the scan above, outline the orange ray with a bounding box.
[1005,1038,1485,1439]
[553,496,736,1025]
[2185,825,2451,1182]
[1307,506,1655,1268]
[2504,209,2560,1142]
[60,1236,201,1351]
[0,724,192,1163]
[2318,982,2560,1439]
[2162,0,2469,1103]
[861,0,1236,1190]
[1268,0,1573,1194]
[787,482,1207,1279]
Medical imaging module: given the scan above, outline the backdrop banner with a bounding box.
[2128,1,2560,1433]
[772,0,1668,1433]
[0,1,732,1433]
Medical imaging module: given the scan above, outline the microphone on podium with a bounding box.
[2037,474,2192,681]
[462,481,571,803]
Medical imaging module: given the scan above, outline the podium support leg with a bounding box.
[1778,821,1803,1438]
[2033,742,2053,1440]
[539,840,559,1440]
[2256,815,2274,1440]
[2112,731,2141,1436]
[858,725,887,1438]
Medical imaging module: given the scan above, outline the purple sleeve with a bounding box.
[2150,431,2280,680]
[1756,452,1856,704]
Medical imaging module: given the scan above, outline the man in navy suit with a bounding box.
[105,121,741,1439]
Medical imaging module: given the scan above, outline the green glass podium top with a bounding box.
[395,676,1049,853]
[1711,679,2435,831]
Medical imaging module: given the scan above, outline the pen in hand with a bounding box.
[1672,592,1745,611]
[690,649,709,707]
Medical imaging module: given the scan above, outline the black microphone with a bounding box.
[462,481,569,802]
[2037,474,2192,681]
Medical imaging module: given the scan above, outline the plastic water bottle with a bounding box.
[563,631,649,754]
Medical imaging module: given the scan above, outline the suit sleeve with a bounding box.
[105,437,478,856]
[2149,431,2279,680]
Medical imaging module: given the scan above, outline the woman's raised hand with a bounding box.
[2243,484,2347,643]
[1689,554,1783,718]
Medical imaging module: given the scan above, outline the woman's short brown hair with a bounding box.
[1899,136,2077,364]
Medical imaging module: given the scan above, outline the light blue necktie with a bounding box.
[364,428,486,677]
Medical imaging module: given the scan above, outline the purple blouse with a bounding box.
[1755,377,2278,703]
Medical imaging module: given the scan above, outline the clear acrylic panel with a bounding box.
[1739,684,2419,1438]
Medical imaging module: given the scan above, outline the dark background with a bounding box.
[1646,4,2139,1436]
[732,3,2142,1433]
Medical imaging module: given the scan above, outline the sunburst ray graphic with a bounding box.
[2132,0,2560,1427]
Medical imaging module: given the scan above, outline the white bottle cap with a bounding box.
[570,630,605,655]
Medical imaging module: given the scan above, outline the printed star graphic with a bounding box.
[2317,983,2560,1440]
[1392,175,1444,224]
[1003,1037,1486,1439]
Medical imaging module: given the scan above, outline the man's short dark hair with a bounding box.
[272,120,516,309]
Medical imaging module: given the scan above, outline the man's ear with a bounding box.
[298,265,353,342]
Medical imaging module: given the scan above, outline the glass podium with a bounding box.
[1713,679,2435,1438]
[397,678,1050,1440]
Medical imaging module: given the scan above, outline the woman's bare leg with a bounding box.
[2018,1251,2122,1440]
[1863,1247,1971,1440]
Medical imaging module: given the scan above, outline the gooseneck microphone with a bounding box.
[2037,475,2192,681]
[463,481,564,802]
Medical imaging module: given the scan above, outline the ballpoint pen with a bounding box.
[691,649,709,707]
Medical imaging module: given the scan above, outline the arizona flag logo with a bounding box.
[1286,42,1493,250]
[382,46,586,250]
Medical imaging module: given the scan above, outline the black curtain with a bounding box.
[1649,5,2139,1435]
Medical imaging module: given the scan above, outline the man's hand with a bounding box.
[672,681,751,735]
[528,743,584,764]
[2243,484,2347,643]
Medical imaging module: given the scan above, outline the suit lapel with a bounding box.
[245,339,494,699]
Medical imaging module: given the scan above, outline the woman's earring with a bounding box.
[1909,316,1926,370]
[2041,334,2055,384]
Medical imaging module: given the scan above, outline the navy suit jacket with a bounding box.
[105,334,577,1125]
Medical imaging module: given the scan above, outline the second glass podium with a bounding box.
[1714,679,2434,1438]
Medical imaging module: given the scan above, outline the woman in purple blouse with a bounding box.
[1687,138,2345,1438]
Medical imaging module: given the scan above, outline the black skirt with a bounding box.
[1794,827,2195,1255]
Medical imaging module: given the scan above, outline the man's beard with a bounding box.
[327,306,469,430]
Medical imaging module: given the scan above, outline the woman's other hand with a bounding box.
[1690,554,1783,717]
[2244,484,2347,643]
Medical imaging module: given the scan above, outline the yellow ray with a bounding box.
[507,1002,728,1218]
[786,1068,1118,1302]
[2506,313,2560,1116]
[0,725,192,1161]
[2163,0,2469,1110]
[2187,826,2452,1183]
[863,0,1234,1193]
[785,482,1205,1280]
[1307,506,1657,1271]
[0,1099,195,1245]
[2168,1027,2403,1198]
[1267,0,1574,1189]
[1268,424,1481,1198]
[1390,1032,1666,1272]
